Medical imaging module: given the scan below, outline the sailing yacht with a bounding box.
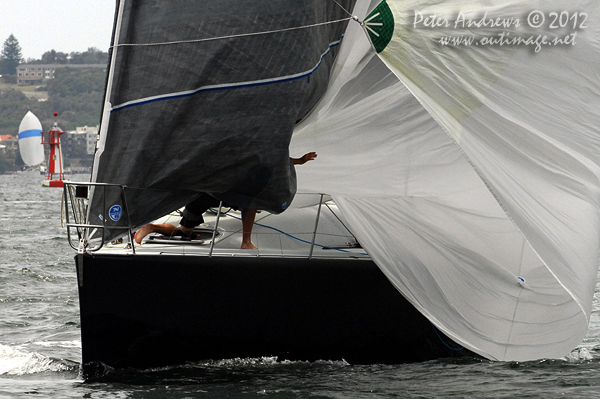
[64,0,600,378]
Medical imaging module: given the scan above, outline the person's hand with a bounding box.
[295,152,317,165]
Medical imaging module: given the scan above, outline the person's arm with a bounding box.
[292,152,318,165]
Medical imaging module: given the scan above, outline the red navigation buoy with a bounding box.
[42,112,65,188]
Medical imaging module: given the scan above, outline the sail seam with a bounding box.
[111,39,343,112]
[502,237,527,360]
[110,18,352,49]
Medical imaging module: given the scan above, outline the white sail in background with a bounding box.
[292,0,600,361]
[18,111,44,167]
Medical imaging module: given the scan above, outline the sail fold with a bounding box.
[292,0,600,360]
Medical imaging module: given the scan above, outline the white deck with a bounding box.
[89,203,370,260]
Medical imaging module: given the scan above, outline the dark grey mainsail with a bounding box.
[88,0,356,240]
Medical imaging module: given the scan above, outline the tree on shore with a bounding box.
[40,49,69,65]
[69,47,107,64]
[0,34,23,75]
[25,48,108,66]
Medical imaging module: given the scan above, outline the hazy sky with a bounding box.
[1,0,116,60]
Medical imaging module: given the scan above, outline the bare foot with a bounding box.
[134,224,153,244]
[241,241,257,250]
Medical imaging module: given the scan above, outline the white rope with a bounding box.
[110,17,354,49]
[331,0,353,17]
[330,0,364,26]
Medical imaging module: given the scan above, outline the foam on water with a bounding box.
[31,340,81,349]
[0,344,73,375]
[563,347,594,362]
[141,356,350,375]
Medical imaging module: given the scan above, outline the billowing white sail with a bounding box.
[292,0,600,360]
[18,111,44,166]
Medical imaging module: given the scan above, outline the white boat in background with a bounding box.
[63,0,600,378]
[18,111,44,168]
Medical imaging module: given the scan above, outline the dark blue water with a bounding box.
[1,171,600,398]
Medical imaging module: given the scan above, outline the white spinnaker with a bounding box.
[18,111,44,167]
[292,0,600,360]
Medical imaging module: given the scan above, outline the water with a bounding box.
[1,171,600,398]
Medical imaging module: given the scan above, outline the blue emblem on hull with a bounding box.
[109,205,122,221]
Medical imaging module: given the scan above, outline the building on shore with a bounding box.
[0,135,17,160]
[62,125,98,157]
[16,64,106,86]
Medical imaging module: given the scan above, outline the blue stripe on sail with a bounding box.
[111,38,342,112]
[18,129,42,140]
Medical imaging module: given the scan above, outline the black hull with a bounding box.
[76,253,470,377]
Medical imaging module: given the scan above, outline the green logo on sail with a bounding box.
[364,1,394,53]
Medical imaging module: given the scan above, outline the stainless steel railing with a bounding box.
[63,181,136,253]
[62,182,361,259]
